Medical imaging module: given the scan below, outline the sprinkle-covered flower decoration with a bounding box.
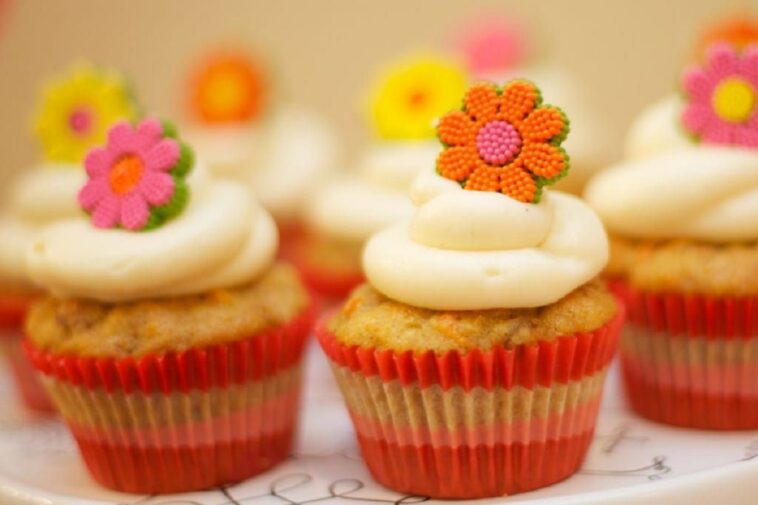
[78,118,193,231]
[436,80,569,203]
[369,55,466,140]
[33,62,138,163]
[189,50,266,123]
[681,43,758,147]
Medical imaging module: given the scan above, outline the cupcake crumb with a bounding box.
[329,279,617,353]
[26,262,309,357]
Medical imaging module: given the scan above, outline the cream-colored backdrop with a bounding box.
[0,0,750,186]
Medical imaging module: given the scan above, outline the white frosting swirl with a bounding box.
[250,105,339,221]
[26,163,278,302]
[0,165,84,287]
[585,95,758,243]
[186,105,339,221]
[306,141,438,242]
[359,141,441,191]
[182,123,261,180]
[363,170,609,310]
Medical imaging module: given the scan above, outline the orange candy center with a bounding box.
[193,54,264,123]
[109,154,144,195]
[201,69,249,118]
[407,88,429,109]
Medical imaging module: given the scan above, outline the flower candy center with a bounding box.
[712,77,756,123]
[204,70,247,117]
[407,88,429,109]
[109,154,144,195]
[68,106,94,136]
[476,120,522,165]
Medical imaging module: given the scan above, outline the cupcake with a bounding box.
[182,48,339,251]
[23,117,314,493]
[453,15,612,194]
[585,42,758,429]
[694,11,758,59]
[0,62,137,412]
[317,80,623,498]
[294,54,466,300]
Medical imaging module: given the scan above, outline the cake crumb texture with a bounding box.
[606,235,758,296]
[26,262,309,357]
[328,279,617,353]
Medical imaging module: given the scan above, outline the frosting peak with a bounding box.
[408,171,552,251]
[363,171,608,310]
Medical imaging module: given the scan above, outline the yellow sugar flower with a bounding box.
[369,54,467,140]
[33,62,138,163]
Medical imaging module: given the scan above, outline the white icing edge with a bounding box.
[364,171,608,310]
[27,165,278,302]
[0,165,85,287]
[585,94,758,242]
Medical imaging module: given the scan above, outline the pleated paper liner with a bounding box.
[24,302,315,494]
[611,279,758,430]
[316,307,623,498]
[0,294,55,413]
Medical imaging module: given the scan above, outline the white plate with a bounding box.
[0,342,756,505]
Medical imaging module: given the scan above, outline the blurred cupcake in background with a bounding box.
[183,47,339,251]
[694,11,758,59]
[585,40,758,429]
[318,79,623,498]
[24,117,314,492]
[294,54,466,300]
[0,62,138,412]
[453,14,612,193]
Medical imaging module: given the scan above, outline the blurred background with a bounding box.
[0,0,751,186]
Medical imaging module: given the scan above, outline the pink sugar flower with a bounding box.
[681,42,758,148]
[455,16,526,78]
[78,118,193,231]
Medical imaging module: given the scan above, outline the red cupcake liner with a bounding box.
[0,329,54,412]
[289,251,364,301]
[0,294,55,413]
[25,303,314,393]
[0,292,35,330]
[316,308,623,498]
[318,309,623,391]
[611,279,758,430]
[24,302,315,494]
[358,431,595,498]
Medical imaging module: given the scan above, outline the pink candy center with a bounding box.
[476,120,521,165]
[68,107,93,136]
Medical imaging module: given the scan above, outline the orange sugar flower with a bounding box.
[189,50,266,124]
[695,13,758,60]
[436,80,569,203]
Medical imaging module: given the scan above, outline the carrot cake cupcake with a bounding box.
[0,62,137,412]
[294,54,466,299]
[23,117,314,493]
[317,80,623,498]
[182,48,338,249]
[585,41,758,429]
